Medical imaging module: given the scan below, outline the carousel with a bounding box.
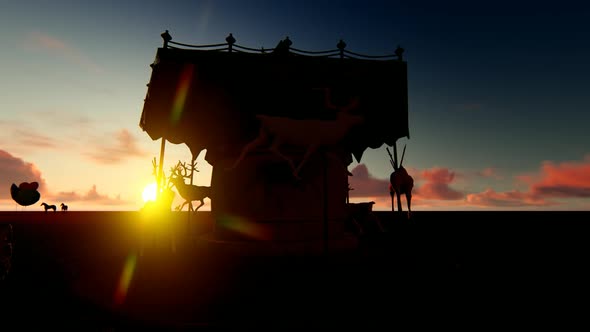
[139,30,409,254]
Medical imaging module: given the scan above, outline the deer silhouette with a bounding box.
[169,161,210,212]
[387,143,414,218]
[227,87,363,179]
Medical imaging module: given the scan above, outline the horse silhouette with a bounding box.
[41,202,57,212]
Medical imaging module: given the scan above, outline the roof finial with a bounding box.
[337,39,347,59]
[161,30,172,48]
[395,45,404,61]
[226,33,236,52]
[284,36,292,48]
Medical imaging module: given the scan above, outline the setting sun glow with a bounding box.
[142,183,158,202]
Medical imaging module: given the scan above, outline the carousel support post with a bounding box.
[322,149,329,256]
[156,137,166,201]
[392,142,403,213]
[187,152,197,234]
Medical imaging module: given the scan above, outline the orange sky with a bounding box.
[1,1,589,211]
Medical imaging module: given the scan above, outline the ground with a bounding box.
[0,211,589,329]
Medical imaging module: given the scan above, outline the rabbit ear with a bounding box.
[400,144,406,167]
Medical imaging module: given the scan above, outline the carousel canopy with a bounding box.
[139,32,409,164]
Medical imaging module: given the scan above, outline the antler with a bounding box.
[169,161,182,177]
[386,147,397,170]
[188,160,199,175]
[314,87,360,114]
[179,160,199,179]
[400,144,407,168]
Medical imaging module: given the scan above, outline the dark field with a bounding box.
[1,211,589,329]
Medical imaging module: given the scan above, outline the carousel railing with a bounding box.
[159,30,404,61]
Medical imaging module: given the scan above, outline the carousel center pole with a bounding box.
[323,149,328,255]
[187,152,196,234]
[156,137,166,200]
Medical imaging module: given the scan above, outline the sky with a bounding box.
[1,0,589,211]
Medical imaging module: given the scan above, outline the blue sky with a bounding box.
[1,0,589,210]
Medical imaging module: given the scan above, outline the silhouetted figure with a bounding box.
[227,88,363,179]
[273,36,292,55]
[169,161,210,212]
[387,144,414,218]
[41,202,57,212]
[60,203,68,212]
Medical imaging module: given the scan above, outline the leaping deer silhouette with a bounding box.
[387,143,414,218]
[227,87,363,179]
[169,161,211,212]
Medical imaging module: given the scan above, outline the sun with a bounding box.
[142,183,158,203]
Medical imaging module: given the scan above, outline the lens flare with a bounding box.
[170,64,195,125]
[218,214,270,240]
[113,253,137,306]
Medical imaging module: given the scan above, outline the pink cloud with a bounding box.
[25,31,102,73]
[348,164,464,201]
[466,189,552,207]
[414,168,464,200]
[86,129,148,164]
[0,150,47,199]
[346,159,590,210]
[478,167,503,179]
[465,156,590,208]
[49,185,129,206]
[348,164,390,197]
[530,157,590,198]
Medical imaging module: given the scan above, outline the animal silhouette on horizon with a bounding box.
[387,143,414,218]
[41,202,57,212]
[169,161,210,212]
[60,203,68,212]
[226,87,363,179]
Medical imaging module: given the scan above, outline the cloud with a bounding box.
[477,167,503,179]
[465,155,590,207]
[0,150,47,199]
[348,164,464,201]
[414,167,464,200]
[49,185,129,206]
[32,110,93,128]
[530,157,590,198]
[25,31,102,73]
[349,159,590,210]
[12,129,59,149]
[86,129,148,164]
[348,164,390,197]
[466,189,552,207]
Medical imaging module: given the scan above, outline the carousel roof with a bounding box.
[139,31,409,164]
